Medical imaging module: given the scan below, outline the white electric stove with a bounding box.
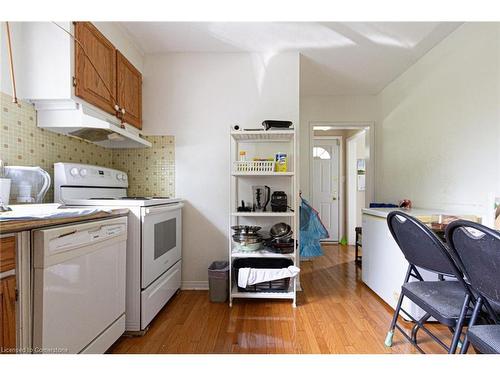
[54,162,183,332]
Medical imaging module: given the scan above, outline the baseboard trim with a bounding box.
[181,281,209,290]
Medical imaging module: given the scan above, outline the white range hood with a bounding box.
[34,99,152,149]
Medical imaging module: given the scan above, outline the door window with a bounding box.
[313,146,331,159]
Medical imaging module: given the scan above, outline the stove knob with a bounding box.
[70,167,79,177]
[79,169,87,177]
[117,173,123,181]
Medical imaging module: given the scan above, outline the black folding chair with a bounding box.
[385,211,474,353]
[445,220,500,354]
[466,325,500,354]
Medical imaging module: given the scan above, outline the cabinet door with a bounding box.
[74,22,117,116]
[0,236,16,353]
[0,276,16,353]
[0,237,15,273]
[116,51,142,129]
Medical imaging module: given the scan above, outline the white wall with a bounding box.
[376,23,500,221]
[142,52,300,286]
[299,94,378,200]
[1,22,24,95]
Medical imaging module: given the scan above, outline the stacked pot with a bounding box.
[231,225,264,252]
[266,223,294,254]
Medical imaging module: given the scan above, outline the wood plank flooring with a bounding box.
[110,244,452,354]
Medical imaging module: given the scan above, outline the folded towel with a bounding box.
[238,266,300,288]
[0,207,111,221]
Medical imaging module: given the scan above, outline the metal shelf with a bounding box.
[231,249,295,259]
[231,130,295,142]
[231,212,295,217]
[232,172,295,177]
[229,126,298,307]
[231,285,295,300]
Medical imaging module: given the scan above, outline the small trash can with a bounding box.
[208,261,230,302]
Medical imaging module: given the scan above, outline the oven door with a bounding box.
[141,203,183,289]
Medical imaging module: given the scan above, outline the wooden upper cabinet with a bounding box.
[117,51,142,129]
[74,22,117,116]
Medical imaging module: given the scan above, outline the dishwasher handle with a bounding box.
[48,224,126,254]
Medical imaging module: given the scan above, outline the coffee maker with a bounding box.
[271,191,288,212]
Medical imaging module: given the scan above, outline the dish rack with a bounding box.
[233,160,275,173]
[233,258,292,293]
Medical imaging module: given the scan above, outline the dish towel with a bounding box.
[238,266,300,288]
[0,207,112,221]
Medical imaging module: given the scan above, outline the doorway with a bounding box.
[347,130,367,245]
[312,138,341,241]
[309,122,374,245]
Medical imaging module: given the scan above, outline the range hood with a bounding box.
[33,99,152,149]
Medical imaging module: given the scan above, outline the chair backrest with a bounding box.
[387,211,458,276]
[445,220,500,309]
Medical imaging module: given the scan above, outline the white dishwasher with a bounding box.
[32,216,127,354]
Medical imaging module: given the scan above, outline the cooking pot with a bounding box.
[270,222,291,238]
[232,234,263,244]
[231,225,262,234]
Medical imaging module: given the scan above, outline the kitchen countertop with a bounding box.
[362,207,483,244]
[0,204,129,234]
[362,207,481,229]
[362,207,452,219]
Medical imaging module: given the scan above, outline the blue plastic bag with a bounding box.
[299,197,329,257]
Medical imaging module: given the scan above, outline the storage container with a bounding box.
[275,153,288,172]
[233,258,293,293]
[233,160,275,173]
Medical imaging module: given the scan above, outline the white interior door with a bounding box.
[312,139,340,241]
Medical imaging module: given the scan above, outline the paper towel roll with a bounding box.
[0,178,11,205]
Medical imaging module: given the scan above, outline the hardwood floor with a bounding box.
[110,244,452,354]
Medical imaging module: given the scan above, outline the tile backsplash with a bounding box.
[0,92,175,202]
[112,136,175,198]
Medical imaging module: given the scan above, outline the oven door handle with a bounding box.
[143,202,184,216]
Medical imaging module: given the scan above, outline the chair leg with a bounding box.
[410,312,431,345]
[385,291,405,347]
[385,265,413,348]
[460,297,482,354]
[449,295,470,354]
